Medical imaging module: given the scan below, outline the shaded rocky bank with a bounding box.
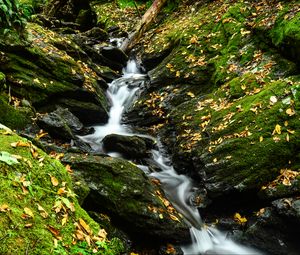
[0,0,300,254]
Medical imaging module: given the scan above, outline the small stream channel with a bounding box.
[81,59,261,254]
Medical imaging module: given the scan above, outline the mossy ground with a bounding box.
[0,128,125,254]
[133,0,300,197]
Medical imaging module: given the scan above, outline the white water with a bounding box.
[81,60,261,255]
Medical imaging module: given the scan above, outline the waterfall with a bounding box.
[81,59,261,255]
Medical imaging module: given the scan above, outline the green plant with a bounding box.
[0,0,27,34]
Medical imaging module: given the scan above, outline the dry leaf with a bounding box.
[24,207,34,218]
[286,108,295,116]
[272,124,281,135]
[187,92,195,98]
[170,214,180,222]
[11,141,31,148]
[50,176,59,187]
[37,204,49,218]
[47,225,60,236]
[0,204,10,212]
[234,212,247,225]
[79,218,91,234]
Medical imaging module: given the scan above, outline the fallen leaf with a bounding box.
[47,225,60,236]
[11,141,31,148]
[0,204,10,212]
[259,136,264,142]
[269,96,277,105]
[37,204,49,218]
[25,223,33,228]
[286,108,295,116]
[234,212,247,225]
[272,124,281,135]
[79,218,91,234]
[170,214,180,222]
[0,151,19,165]
[24,207,34,218]
[187,92,195,98]
[50,176,59,187]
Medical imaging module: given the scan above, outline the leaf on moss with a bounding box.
[37,204,49,218]
[47,225,60,237]
[11,141,31,148]
[0,204,10,212]
[50,176,59,187]
[24,207,34,218]
[272,124,281,135]
[79,218,92,234]
[0,151,19,165]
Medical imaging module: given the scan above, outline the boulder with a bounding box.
[81,27,108,42]
[237,205,300,255]
[36,107,77,140]
[102,134,154,159]
[101,46,128,66]
[57,98,108,125]
[62,153,190,243]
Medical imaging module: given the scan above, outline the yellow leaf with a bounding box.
[259,136,263,142]
[241,84,246,90]
[79,218,91,234]
[97,229,107,240]
[286,108,295,116]
[272,124,281,135]
[11,141,31,148]
[24,207,34,218]
[286,134,290,142]
[187,92,195,98]
[287,129,295,134]
[37,204,48,218]
[234,212,247,225]
[50,176,59,187]
[0,204,10,212]
[170,214,180,222]
[62,214,68,226]
[213,158,218,163]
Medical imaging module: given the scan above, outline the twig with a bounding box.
[133,1,142,18]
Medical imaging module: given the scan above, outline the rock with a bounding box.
[43,0,97,31]
[102,134,154,159]
[81,27,108,42]
[141,44,174,71]
[57,98,108,125]
[272,197,300,223]
[62,153,190,243]
[36,108,76,140]
[101,46,128,66]
[237,206,300,255]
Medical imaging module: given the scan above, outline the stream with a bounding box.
[81,60,261,254]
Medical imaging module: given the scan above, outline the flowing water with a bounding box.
[81,60,261,255]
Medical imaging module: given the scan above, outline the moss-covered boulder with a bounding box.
[62,153,190,243]
[0,23,109,125]
[0,126,125,254]
[126,0,300,209]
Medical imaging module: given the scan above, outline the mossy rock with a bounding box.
[0,94,32,130]
[0,128,125,254]
[62,153,190,243]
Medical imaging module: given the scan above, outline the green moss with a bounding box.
[0,94,32,129]
[0,130,123,254]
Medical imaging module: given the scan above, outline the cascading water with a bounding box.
[81,59,262,255]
